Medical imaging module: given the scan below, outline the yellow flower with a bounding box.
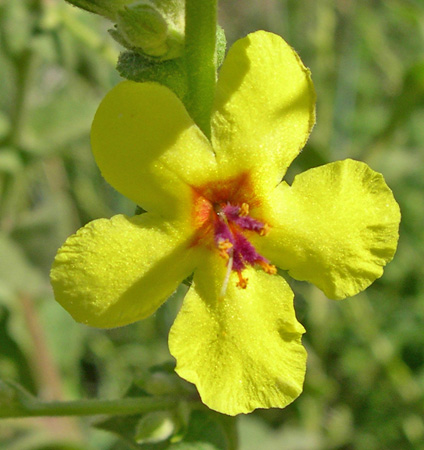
[50,31,400,415]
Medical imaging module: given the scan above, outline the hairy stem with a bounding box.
[0,396,178,419]
[184,0,217,139]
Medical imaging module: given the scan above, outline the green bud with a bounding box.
[143,370,183,396]
[116,3,168,56]
[135,411,176,444]
[112,1,184,60]
[66,0,187,61]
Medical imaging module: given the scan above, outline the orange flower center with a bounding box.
[191,172,276,289]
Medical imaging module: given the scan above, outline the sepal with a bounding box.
[64,0,133,20]
[216,25,227,67]
[117,51,188,99]
[116,26,226,98]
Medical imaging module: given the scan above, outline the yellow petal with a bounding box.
[51,214,200,328]
[211,31,316,192]
[169,255,306,415]
[257,159,401,299]
[91,81,217,219]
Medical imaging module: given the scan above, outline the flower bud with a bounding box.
[135,411,176,444]
[116,3,168,56]
[66,0,185,60]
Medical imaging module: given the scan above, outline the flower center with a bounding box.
[191,172,276,290]
[213,202,276,289]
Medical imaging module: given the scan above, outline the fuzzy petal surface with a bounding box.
[51,214,199,328]
[257,159,400,299]
[212,31,316,193]
[169,255,306,415]
[91,81,217,220]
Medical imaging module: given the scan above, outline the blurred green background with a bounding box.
[0,0,423,449]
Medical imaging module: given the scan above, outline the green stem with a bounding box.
[220,415,239,450]
[0,396,178,419]
[0,48,34,224]
[184,0,217,139]
[8,49,34,148]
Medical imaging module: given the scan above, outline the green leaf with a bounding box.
[24,76,100,155]
[0,111,11,139]
[10,192,77,273]
[95,414,146,450]
[0,232,45,301]
[139,361,195,397]
[0,147,22,174]
[116,52,187,100]
[382,60,424,135]
[64,0,116,20]
[0,379,36,417]
[168,411,229,450]
[1,1,34,55]
[0,307,37,393]
[94,382,153,448]
[95,386,229,450]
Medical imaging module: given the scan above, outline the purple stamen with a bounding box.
[233,232,267,265]
[233,215,266,232]
[214,217,234,246]
[221,203,241,220]
[232,248,246,272]
[221,203,266,233]
[214,202,271,273]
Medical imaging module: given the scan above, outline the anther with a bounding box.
[236,271,248,289]
[259,223,271,236]
[217,239,233,260]
[239,203,250,217]
[258,260,277,275]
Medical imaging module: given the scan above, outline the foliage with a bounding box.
[1,0,423,449]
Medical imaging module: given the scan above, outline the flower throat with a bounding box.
[191,173,276,293]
